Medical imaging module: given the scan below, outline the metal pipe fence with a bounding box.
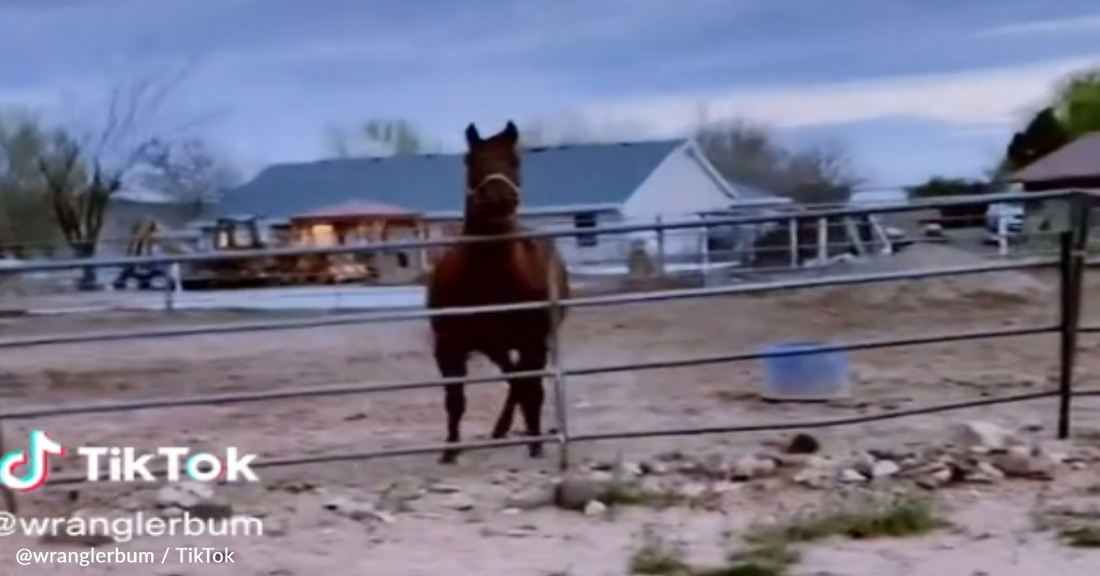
[0,189,1093,514]
[0,190,1074,274]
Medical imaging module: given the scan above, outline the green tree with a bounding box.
[1053,69,1100,137]
[1003,68,1100,172]
[324,118,438,156]
[904,176,991,200]
[1004,107,1071,172]
[0,109,68,257]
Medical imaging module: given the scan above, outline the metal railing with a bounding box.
[0,189,1093,514]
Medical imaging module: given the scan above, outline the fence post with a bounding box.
[815,217,828,263]
[547,256,572,472]
[654,216,666,277]
[1056,192,1090,439]
[163,262,180,313]
[787,217,798,268]
[0,419,15,512]
[996,217,1009,257]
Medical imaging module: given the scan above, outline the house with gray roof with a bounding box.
[214,138,787,264]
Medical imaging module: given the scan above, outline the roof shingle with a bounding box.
[217,140,686,218]
[1009,132,1100,185]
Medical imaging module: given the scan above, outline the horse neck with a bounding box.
[460,213,520,239]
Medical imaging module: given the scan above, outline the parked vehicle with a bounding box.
[984,202,1025,245]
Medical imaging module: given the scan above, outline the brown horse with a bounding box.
[426,120,570,464]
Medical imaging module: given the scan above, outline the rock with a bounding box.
[323,496,392,522]
[792,457,836,488]
[730,455,777,480]
[616,461,644,479]
[966,461,1006,483]
[839,469,866,483]
[866,447,905,461]
[426,482,463,494]
[915,467,953,489]
[444,493,476,511]
[848,452,877,476]
[989,446,1057,479]
[589,458,642,479]
[583,500,608,516]
[156,481,215,509]
[680,454,730,479]
[504,484,556,510]
[954,421,1015,451]
[554,475,614,511]
[677,482,711,500]
[784,433,821,454]
[639,460,670,475]
[871,460,901,478]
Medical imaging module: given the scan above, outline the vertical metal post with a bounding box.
[1057,193,1090,439]
[816,217,828,263]
[655,216,666,277]
[547,253,571,472]
[163,262,179,313]
[787,217,798,268]
[0,417,16,513]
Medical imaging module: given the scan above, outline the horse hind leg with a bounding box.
[434,340,469,464]
[485,348,519,439]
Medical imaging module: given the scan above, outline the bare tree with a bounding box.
[324,118,439,157]
[695,119,863,205]
[33,64,213,289]
[135,137,241,219]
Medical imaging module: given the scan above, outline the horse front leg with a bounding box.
[484,348,519,440]
[434,339,469,464]
[513,344,548,459]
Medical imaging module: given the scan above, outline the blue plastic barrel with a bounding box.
[758,341,850,401]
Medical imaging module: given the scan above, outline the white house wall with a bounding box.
[620,143,734,219]
[520,211,627,265]
[617,142,737,265]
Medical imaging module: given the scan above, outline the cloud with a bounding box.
[976,15,1100,38]
[3,0,1100,185]
[571,56,1100,138]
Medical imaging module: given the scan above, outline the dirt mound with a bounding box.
[782,244,1053,310]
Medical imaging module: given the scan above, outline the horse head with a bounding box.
[463,121,521,234]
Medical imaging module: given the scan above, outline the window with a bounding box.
[574,212,599,247]
[310,224,336,246]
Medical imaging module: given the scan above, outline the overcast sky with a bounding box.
[1,0,1099,193]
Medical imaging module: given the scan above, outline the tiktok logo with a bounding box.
[0,431,66,491]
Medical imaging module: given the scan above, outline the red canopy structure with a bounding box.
[1009,132,1100,191]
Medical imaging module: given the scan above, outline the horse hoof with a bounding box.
[490,429,509,439]
[439,450,460,464]
[528,443,544,459]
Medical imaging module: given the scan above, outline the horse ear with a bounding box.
[465,123,481,146]
[502,121,519,145]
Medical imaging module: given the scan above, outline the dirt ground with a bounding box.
[4,266,1100,575]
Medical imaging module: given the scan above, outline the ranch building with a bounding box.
[212,139,791,269]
